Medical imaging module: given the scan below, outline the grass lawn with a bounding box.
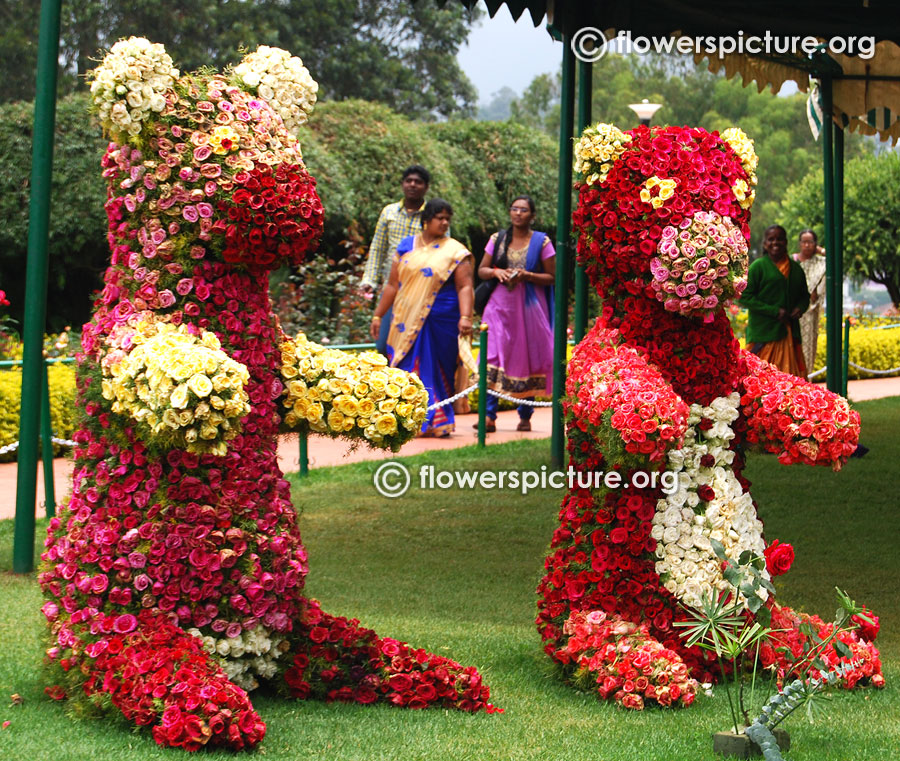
[0,398,898,760]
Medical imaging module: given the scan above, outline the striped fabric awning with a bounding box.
[699,39,900,143]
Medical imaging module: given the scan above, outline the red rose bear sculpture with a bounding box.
[39,39,493,752]
[535,123,883,709]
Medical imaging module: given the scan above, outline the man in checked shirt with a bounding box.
[361,165,431,354]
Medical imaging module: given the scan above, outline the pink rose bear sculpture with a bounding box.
[534,123,883,710]
[39,39,493,752]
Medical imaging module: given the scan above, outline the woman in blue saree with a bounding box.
[369,199,474,437]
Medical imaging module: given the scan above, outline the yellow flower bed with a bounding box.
[0,363,77,462]
[281,334,428,450]
[813,323,900,379]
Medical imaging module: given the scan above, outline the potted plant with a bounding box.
[676,541,876,759]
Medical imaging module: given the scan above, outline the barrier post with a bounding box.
[40,360,56,517]
[13,0,63,573]
[298,431,309,479]
[842,317,851,398]
[478,324,488,447]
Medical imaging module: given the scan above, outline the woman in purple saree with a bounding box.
[370,199,475,437]
[476,195,555,432]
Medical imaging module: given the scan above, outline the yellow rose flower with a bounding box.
[358,399,376,417]
[338,395,359,417]
[282,364,298,379]
[188,373,213,397]
[354,383,369,397]
[385,383,401,398]
[287,380,307,397]
[170,383,190,409]
[375,414,398,436]
[162,408,181,429]
[327,409,345,430]
[401,384,419,400]
[359,351,387,367]
[378,399,397,413]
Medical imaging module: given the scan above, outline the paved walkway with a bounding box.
[3,375,899,521]
[0,407,553,521]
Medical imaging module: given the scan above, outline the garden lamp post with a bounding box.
[628,99,662,126]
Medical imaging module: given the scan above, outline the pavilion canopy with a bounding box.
[456,0,900,141]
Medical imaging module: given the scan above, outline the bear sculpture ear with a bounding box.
[232,46,318,136]
[574,122,633,187]
[89,37,179,140]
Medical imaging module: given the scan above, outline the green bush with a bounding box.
[0,362,77,462]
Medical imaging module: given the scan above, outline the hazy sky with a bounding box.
[456,3,561,104]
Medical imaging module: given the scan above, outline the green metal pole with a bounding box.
[298,431,309,478]
[552,33,576,468]
[477,324,487,447]
[821,78,839,394]
[14,0,62,574]
[40,360,56,518]
[833,124,845,396]
[842,317,850,398]
[574,57,592,344]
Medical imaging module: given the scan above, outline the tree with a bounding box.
[0,0,39,103]
[477,87,518,122]
[0,93,108,332]
[10,0,480,119]
[782,153,900,308]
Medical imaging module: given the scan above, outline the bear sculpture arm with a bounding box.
[100,320,251,457]
[278,332,428,452]
[566,326,690,465]
[737,350,859,469]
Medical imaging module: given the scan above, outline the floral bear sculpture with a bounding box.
[39,38,493,752]
[535,123,883,709]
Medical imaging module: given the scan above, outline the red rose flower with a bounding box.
[697,484,716,502]
[763,540,794,577]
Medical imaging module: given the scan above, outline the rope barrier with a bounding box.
[485,389,553,407]
[0,435,77,456]
[426,384,478,411]
[425,385,554,412]
[848,361,900,376]
[807,363,900,379]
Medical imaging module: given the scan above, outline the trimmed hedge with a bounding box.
[0,363,77,462]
